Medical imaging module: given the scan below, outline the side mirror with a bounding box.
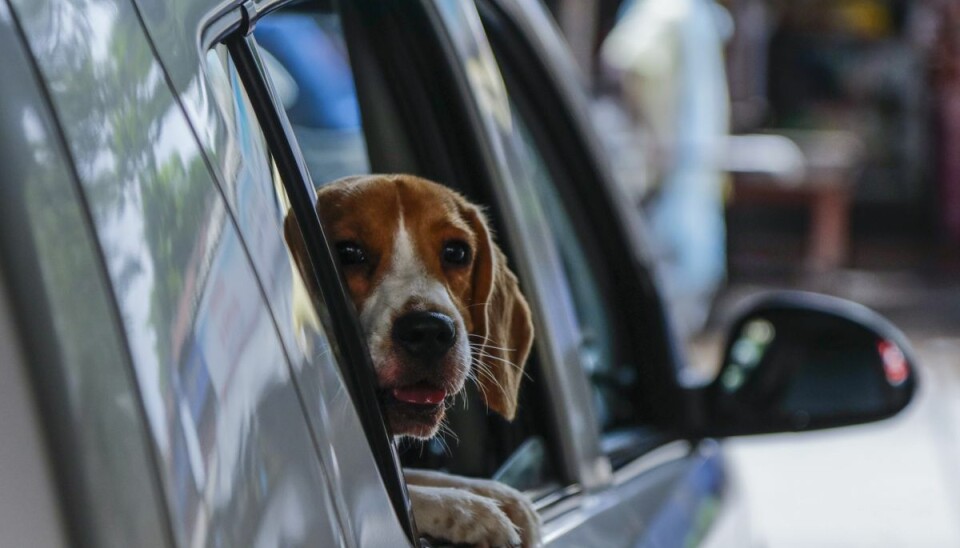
[704,291,917,436]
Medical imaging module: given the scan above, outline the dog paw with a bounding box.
[458,480,541,547]
[410,485,522,547]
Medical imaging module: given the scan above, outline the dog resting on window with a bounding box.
[285,174,540,547]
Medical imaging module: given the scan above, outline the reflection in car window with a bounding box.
[254,13,371,186]
[20,114,169,547]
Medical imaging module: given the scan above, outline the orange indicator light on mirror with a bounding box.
[878,340,909,386]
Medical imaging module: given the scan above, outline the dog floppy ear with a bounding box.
[463,204,534,421]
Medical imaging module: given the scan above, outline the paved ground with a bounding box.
[701,269,960,547]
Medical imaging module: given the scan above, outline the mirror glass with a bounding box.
[707,294,916,435]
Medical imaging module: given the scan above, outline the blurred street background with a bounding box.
[543,0,960,545]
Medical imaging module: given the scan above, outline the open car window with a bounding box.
[241,0,572,502]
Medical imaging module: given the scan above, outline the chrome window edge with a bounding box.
[611,440,693,487]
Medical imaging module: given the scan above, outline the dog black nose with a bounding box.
[393,311,457,360]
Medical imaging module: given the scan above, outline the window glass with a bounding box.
[203,35,398,532]
[253,12,371,186]
[203,42,328,357]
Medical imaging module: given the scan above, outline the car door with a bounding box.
[0,2,171,544]
[3,0,415,545]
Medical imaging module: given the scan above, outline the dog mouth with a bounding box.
[392,384,447,404]
[381,382,450,436]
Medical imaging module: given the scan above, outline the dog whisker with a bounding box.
[471,358,509,396]
[432,422,458,456]
[313,346,334,361]
[467,334,517,352]
[467,371,492,404]
[470,348,532,381]
[466,351,530,379]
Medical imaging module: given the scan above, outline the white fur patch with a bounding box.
[359,208,468,379]
[406,469,541,546]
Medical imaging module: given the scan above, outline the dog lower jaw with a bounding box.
[377,368,467,439]
[383,399,447,439]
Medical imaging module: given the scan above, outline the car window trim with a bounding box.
[207,5,418,541]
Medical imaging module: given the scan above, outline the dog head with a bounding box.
[286,174,533,438]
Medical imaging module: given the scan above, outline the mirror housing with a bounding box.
[701,291,917,437]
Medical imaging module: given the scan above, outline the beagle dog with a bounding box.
[285,174,539,547]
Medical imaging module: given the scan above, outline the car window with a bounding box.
[233,1,569,501]
[253,11,371,186]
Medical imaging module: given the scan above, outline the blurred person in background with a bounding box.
[600,0,733,340]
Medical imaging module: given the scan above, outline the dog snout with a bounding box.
[392,311,457,361]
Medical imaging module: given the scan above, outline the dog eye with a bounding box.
[335,242,367,266]
[441,240,471,267]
